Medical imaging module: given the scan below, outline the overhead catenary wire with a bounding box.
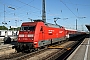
[15,0,42,17]
[62,1,90,7]
[0,0,40,15]
[15,0,41,11]
[0,0,41,21]
[60,0,78,18]
[0,0,54,21]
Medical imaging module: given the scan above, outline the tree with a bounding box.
[0,26,8,30]
[9,27,20,31]
[17,27,20,30]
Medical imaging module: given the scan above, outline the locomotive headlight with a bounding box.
[30,38,34,40]
[19,34,24,37]
[28,34,34,37]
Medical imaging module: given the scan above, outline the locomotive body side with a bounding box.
[37,24,66,48]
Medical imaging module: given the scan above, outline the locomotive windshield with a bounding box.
[20,26,35,31]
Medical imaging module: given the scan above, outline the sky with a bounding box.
[0,0,90,31]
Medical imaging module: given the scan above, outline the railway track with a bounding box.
[0,41,78,60]
[0,40,17,56]
[0,47,47,60]
[0,44,15,56]
[0,34,86,60]
[0,52,25,60]
[44,41,77,60]
[56,34,87,60]
[0,40,17,51]
[0,44,13,50]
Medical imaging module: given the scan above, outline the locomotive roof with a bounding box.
[22,22,37,26]
[45,23,63,28]
[21,20,64,28]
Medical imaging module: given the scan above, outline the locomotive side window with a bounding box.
[40,26,43,31]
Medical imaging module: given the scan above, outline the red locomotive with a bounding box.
[12,20,86,52]
[13,20,66,52]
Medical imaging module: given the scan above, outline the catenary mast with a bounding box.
[42,0,46,23]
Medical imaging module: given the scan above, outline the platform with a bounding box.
[67,36,90,60]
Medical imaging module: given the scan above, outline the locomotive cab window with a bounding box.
[20,26,35,31]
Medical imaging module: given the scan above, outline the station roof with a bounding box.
[85,25,90,31]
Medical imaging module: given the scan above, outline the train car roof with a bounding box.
[65,28,77,31]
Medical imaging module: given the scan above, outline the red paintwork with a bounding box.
[65,29,77,35]
[18,21,66,48]
[17,21,86,48]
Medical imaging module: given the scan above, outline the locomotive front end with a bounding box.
[13,22,37,52]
